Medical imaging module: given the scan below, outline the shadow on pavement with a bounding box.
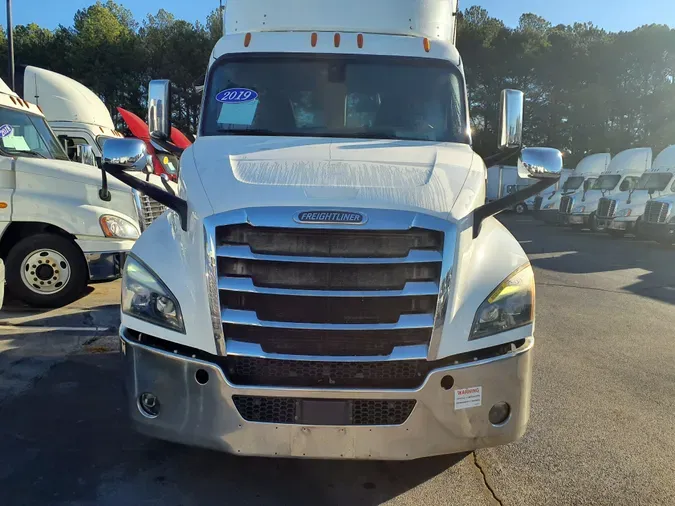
[0,352,466,506]
[501,215,675,305]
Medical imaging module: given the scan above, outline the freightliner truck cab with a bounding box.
[100,0,562,459]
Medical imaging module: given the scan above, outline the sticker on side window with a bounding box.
[216,88,258,104]
[0,124,13,138]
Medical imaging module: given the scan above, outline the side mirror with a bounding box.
[498,89,524,151]
[148,80,172,141]
[102,138,152,172]
[102,138,188,231]
[475,146,562,238]
[583,179,593,192]
[518,147,563,179]
[75,144,98,167]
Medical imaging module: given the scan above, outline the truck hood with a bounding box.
[613,190,671,212]
[15,157,131,193]
[191,137,478,218]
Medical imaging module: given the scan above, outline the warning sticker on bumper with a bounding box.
[454,386,482,410]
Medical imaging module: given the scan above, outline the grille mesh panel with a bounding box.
[232,395,416,425]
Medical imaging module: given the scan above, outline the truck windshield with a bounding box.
[591,175,620,190]
[202,54,468,143]
[563,176,584,191]
[636,172,673,191]
[0,106,69,161]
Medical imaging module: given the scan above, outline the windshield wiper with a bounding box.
[5,149,47,159]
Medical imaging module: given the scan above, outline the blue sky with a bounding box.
[3,0,674,32]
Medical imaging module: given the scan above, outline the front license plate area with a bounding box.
[297,399,351,425]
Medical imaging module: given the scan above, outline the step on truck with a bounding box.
[0,78,145,307]
[19,66,174,231]
[101,0,562,460]
[559,148,647,232]
[536,153,609,224]
[598,145,675,238]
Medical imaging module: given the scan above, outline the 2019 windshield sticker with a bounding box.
[216,88,259,104]
[0,124,13,138]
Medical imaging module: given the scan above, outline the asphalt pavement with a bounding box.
[0,215,674,506]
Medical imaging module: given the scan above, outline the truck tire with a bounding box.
[608,229,625,239]
[5,233,88,308]
[515,203,527,214]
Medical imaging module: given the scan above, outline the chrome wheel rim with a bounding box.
[20,249,71,295]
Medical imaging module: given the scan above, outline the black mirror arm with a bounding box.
[103,163,188,231]
[99,168,111,201]
[150,134,185,157]
[473,178,557,238]
[484,147,522,168]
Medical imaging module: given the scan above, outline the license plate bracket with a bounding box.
[297,399,351,425]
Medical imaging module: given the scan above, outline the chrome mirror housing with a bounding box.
[498,89,524,151]
[102,138,152,172]
[75,144,98,167]
[518,147,563,179]
[148,80,172,140]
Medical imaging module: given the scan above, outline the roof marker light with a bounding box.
[357,34,364,48]
[9,96,16,104]
[334,33,341,48]
[311,32,318,47]
[244,33,252,47]
[423,38,431,52]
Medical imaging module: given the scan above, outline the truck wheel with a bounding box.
[608,230,625,239]
[5,233,88,308]
[515,203,527,215]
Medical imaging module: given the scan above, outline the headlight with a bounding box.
[470,264,534,340]
[573,205,585,213]
[122,256,184,332]
[616,208,632,217]
[100,215,140,239]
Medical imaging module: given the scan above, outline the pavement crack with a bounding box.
[472,452,503,506]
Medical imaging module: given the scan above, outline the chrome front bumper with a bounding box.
[120,334,533,460]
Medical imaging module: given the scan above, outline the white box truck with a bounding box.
[560,148,647,231]
[486,165,535,214]
[598,145,674,238]
[101,0,562,460]
[0,78,144,307]
[536,153,609,224]
[19,66,173,231]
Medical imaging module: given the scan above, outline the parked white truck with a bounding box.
[639,153,675,245]
[536,153,609,224]
[559,148,647,231]
[486,165,535,214]
[597,145,674,238]
[0,78,143,307]
[19,66,171,231]
[101,0,562,460]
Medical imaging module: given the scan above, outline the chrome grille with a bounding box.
[215,224,443,359]
[559,196,574,214]
[596,198,617,219]
[232,396,416,425]
[644,201,669,224]
[139,194,167,230]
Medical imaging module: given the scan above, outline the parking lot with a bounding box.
[1,214,674,506]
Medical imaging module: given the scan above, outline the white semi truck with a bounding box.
[0,78,144,307]
[19,66,171,231]
[559,148,647,231]
[536,153,609,224]
[101,0,562,460]
[598,145,675,238]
